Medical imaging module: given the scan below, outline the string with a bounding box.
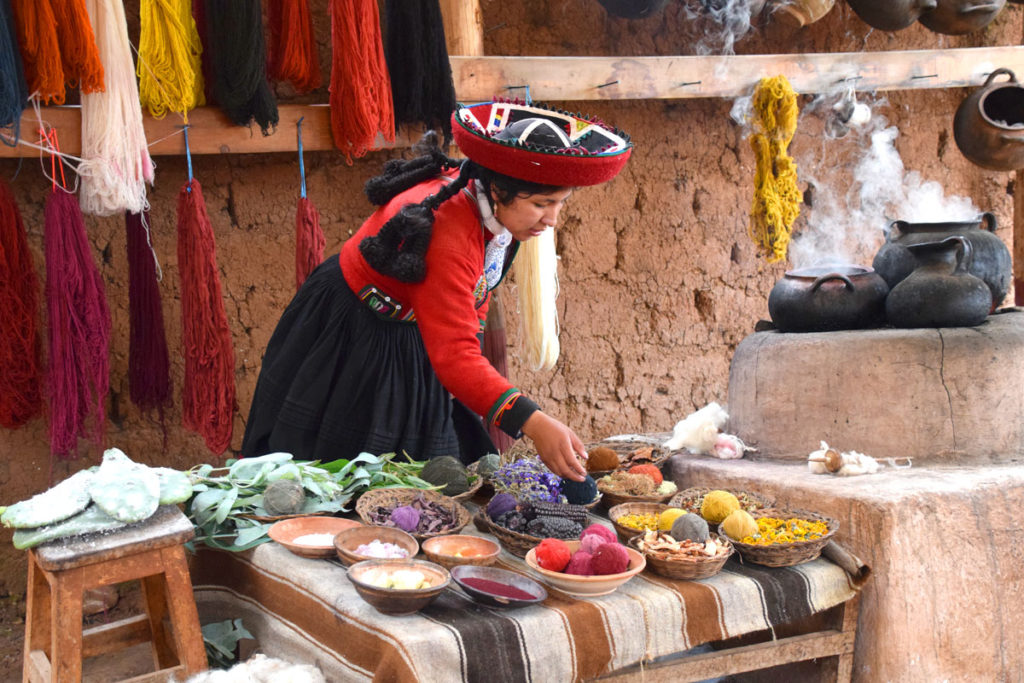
[297,116,307,199]
[182,124,193,190]
[525,84,531,105]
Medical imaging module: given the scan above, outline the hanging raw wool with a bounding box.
[51,0,104,93]
[177,179,236,454]
[328,0,395,162]
[125,210,171,415]
[294,122,325,289]
[137,0,204,119]
[267,0,321,93]
[9,0,64,104]
[748,74,801,263]
[44,187,112,458]
[383,0,456,143]
[0,0,28,133]
[204,0,278,133]
[78,0,154,216]
[0,178,43,428]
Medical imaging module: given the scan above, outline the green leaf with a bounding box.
[233,523,270,547]
[191,489,228,527]
[228,453,293,481]
[213,487,239,524]
[266,463,300,482]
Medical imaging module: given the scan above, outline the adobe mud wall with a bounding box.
[1,0,1020,607]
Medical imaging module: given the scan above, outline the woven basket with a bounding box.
[465,461,492,497]
[725,508,838,568]
[473,511,543,558]
[668,487,775,517]
[629,533,733,581]
[355,487,471,542]
[585,439,671,477]
[607,502,672,542]
[449,468,484,503]
[597,487,673,510]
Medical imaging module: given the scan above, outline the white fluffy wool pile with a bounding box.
[178,654,325,683]
[662,402,730,454]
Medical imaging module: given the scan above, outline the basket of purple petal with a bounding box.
[356,487,471,542]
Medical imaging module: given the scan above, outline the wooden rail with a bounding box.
[3,46,1024,158]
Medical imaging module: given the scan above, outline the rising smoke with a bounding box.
[683,0,761,55]
[731,86,981,270]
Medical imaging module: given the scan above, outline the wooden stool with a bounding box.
[22,505,208,682]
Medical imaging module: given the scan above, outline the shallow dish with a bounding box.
[334,525,419,567]
[524,540,645,598]
[268,516,363,559]
[421,534,501,569]
[451,565,547,608]
[347,558,451,615]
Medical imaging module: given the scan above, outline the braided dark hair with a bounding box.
[359,131,568,282]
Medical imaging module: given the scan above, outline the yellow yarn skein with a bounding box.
[137,0,205,120]
[749,75,801,263]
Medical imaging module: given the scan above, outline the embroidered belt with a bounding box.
[357,285,417,323]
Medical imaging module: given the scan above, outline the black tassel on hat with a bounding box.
[383,0,456,144]
[203,0,279,134]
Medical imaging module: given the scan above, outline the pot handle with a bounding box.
[942,235,974,274]
[979,211,997,232]
[960,2,1003,14]
[886,219,910,240]
[810,273,855,292]
[983,68,1017,87]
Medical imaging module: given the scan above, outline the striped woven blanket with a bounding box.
[190,529,859,682]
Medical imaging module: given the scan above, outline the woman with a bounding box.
[242,101,632,481]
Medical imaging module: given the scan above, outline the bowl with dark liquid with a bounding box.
[450,565,547,608]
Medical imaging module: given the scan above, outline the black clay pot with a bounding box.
[845,0,938,30]
[872,212,1010,310]
[953,68,1024,172]
[768,265,889,333]
[885,237,991,328]
[919,0,1005,34]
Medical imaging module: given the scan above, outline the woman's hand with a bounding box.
[521,411,588,482]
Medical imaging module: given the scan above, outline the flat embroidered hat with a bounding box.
[451,100,633,186]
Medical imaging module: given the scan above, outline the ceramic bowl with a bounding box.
[524,540,646,598]
[268,517,363,559]
[334,525,420,567]
[347,559,450,615]
[450,565,547,608]
[421,534,501,569]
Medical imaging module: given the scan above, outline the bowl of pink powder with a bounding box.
[450,565,547,608]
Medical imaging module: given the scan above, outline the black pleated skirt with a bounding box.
[242,255,494,463]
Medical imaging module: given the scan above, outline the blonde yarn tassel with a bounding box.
[513,229,560,372]
[79,0,154,217]
[138,0,204,119]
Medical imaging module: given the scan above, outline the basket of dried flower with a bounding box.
[722,508,838,568]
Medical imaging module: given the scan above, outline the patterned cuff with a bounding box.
[487,389,540,439]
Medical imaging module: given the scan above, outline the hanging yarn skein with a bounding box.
[0,178,43,428]
[126,210,171,416]
[749,74,801,263]
[294,121,325,290]
[51,0,104,94]
[79,0,154,216]
[204,0,278,133]
[44,185,112,458]
[138,0,204,119]
[513,228,560,372]
[267,0,321,93]
[177,178,236,455]
[9,0,64,104]
[328,0,395,163]
[383,0,456,144]
[0,0,29,134]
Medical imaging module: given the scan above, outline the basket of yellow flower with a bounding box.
[607,502,671,542]
[722,508,838,568]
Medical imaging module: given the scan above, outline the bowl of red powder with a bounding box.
[450,565,547,608]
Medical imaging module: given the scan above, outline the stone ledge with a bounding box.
[663,454,1024,682]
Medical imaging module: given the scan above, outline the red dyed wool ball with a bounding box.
[535,538,572,572]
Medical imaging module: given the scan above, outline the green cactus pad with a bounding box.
[1,470,94,529]
[154,468,193,505]
[89,448,160,523]
[12,505,127,550]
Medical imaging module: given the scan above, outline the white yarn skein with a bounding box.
[79,0,154,217]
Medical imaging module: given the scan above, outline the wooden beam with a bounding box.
[4,46,1024,159]
[451,46,1024,101]
[439,0,484,57]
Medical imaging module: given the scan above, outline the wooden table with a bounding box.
[188,510,863,682]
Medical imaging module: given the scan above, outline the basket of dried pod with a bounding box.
[630,530,733,581]
[584,440,671,478]
[356,488,471,542]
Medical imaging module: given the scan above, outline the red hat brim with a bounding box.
[451,101,632,187]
